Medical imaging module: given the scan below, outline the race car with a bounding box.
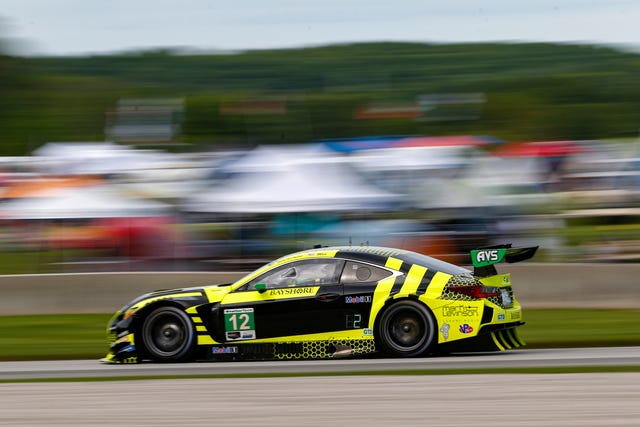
[102,244,537,363]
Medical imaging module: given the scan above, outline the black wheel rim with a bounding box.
[381,305,432,354]
[389,311,424,349]
[390,313,423,348]
[145,312,188,357]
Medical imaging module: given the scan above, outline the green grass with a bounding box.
[520,309,640,348]
[0,314,112,360]
[0,309,638,361]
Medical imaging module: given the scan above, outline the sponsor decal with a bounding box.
[225,330,257,341]
[345,295,372,304]
[459,324,474,334]
[510,311,522,321]
[226,331,241,340]
[497,313,506,321]
[363,328,373,336]
[440,323,450,340]
[212,346,239,354]
[267,287,315,296]
[471,249,506,267]
[442,305,479,317]
[224,308,254,314]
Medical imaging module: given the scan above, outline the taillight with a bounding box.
[449,285,499,299]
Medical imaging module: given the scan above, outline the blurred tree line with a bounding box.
[1,40,640,155]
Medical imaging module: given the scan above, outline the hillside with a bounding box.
[1,42,639,154]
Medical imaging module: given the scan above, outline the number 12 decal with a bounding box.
[228,312,252,330]
[224,308,256,341]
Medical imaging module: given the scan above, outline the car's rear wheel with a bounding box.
[140,306,195,362]
[377,300,435,357]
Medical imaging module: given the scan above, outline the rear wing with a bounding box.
[470,244,538,277]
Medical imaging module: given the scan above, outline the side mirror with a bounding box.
[254,283,267,293]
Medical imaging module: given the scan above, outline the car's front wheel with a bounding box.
[377,300,435,357]
[140,306,195,362]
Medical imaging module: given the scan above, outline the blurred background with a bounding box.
[1,2,639,274]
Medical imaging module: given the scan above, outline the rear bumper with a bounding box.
[437,322,525,353]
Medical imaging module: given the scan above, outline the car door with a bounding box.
[339,261,395,332]
[215,258,346,342]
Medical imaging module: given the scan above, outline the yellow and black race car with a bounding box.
[102,244,537,363]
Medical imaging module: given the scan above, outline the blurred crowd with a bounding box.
[0,135,638,274]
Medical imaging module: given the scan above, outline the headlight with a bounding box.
[123,308,137,320]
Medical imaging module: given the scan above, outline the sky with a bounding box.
[1,0,639,56]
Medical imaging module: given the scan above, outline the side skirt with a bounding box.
[202,339,377,361]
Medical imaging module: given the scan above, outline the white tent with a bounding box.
[350,146,474,172]
[0,185,171,220]
[219,144,338,174]
[184,148,402,213]
[32,142,176,175]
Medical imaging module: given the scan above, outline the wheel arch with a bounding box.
[132,300,194,357]
[373,295,431,332]
[373,296,437,357]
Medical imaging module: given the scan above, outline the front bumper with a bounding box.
[101,331,138,364]
[101,311,140,364]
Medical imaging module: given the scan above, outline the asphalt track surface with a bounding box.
[1,348,640,426]
[1,346,639,381]
[1,374,639,426]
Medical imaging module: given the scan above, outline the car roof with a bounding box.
[285,245,471,275]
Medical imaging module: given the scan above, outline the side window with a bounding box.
[245,259,344,290]
[341,261,392,284]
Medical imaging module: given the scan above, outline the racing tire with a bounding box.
[377,300,435,357]
[140,306,195,362]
